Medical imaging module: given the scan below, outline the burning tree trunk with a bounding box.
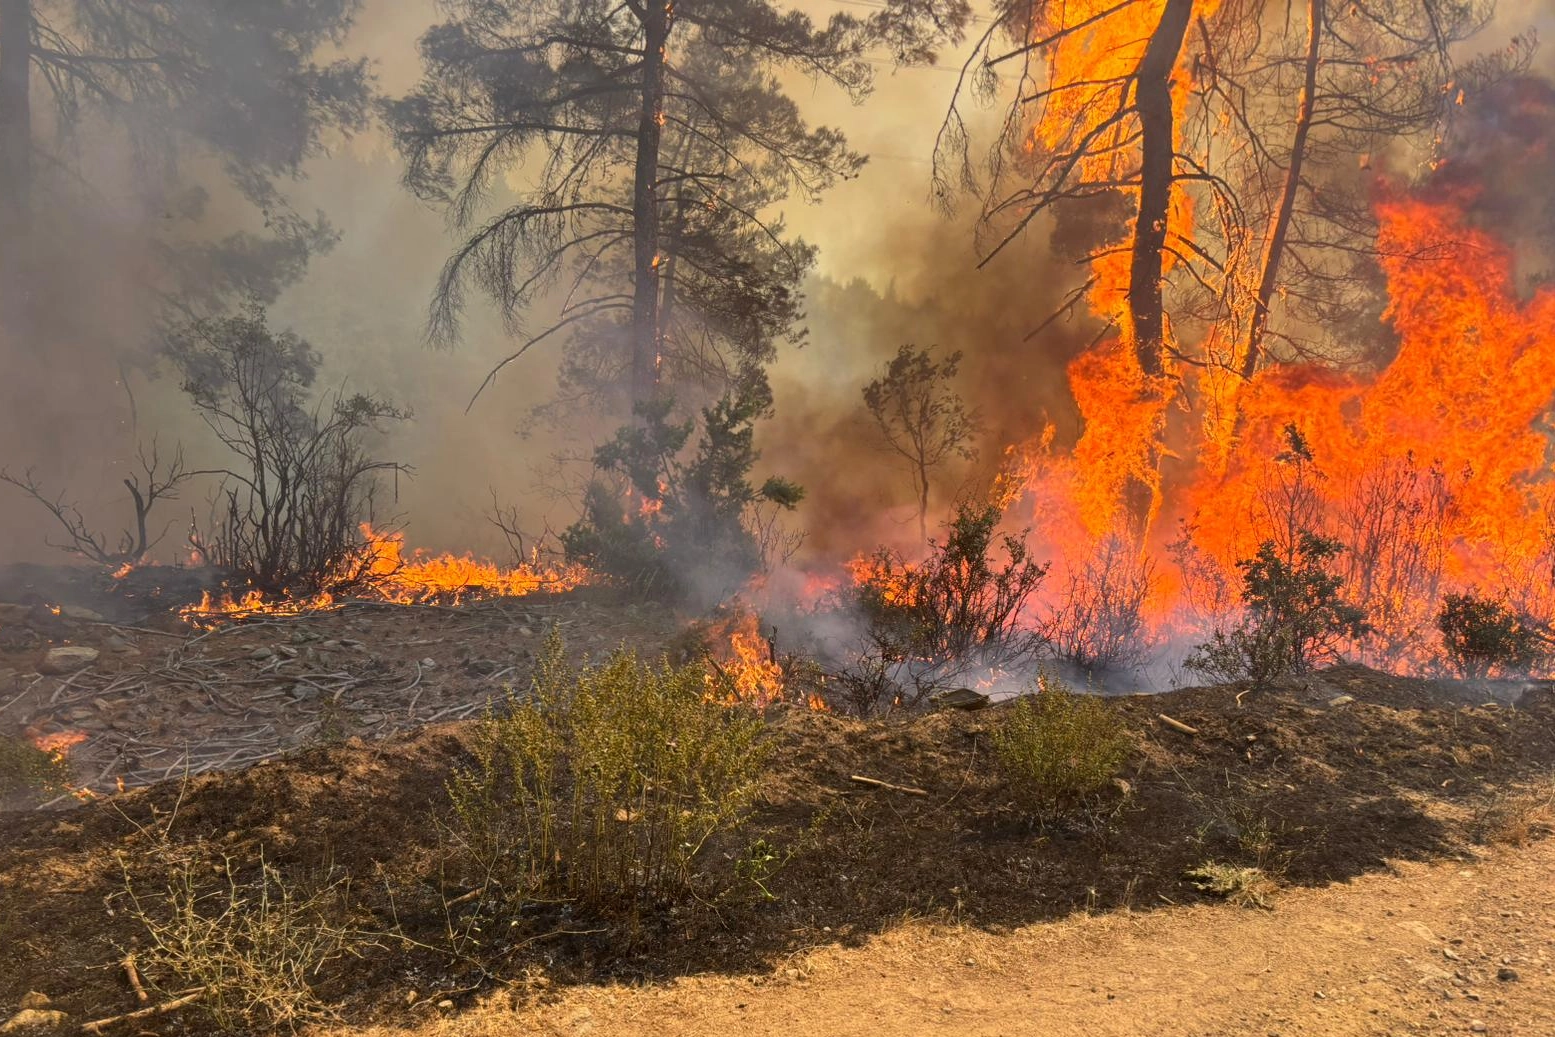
[631,0,671,409]
[1120,0,1192,529]
[1128,0,1193,377]
[1238,0,1322,380]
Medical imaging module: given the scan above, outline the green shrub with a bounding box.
[562,385,802,602]
[991,677,1131,815]
[1437,593,1548,678]
[447,631,767,912]
[0,734,70,800]
[1186,531,1368,686]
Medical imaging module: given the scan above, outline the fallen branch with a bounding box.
[121,952,148,1004]
[1158,713,1199,736]
[81,988,204,1033]
[849,774,929,797]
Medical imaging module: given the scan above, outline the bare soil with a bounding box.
[1,583,1553,1035]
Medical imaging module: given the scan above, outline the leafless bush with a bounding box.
[118,850,362,1032]
[171,305,409,593]
[1045,535,1156,676]
[0,440,202,565]
[1334,454,1457,667]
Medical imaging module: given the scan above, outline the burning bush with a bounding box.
[991,676,1131,817]
[1186,532,1369,687]
[1044,534,1156,677]
[445,631,767,913]
[170,304,408,594]
[840,503,1047,711]
[1436,593,1550,679]
[563,385,802,602]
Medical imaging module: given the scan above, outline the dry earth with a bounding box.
[348,835,1555,1037]
[3,570,1555,1037]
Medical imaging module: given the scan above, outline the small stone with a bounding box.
[102,635,137,653]
[38,646,99,674]
[1443,948,1461,961]
[437,1000,454,1010]
[784,968,800,980]
[59,605,104,622]
[1497,967,1519,982]
[420,658,438,669]
[964,958,976,967]
[250,647,276,661]
[1328,695,1355,707]
[1469,1022,1487,1033]
[405,991,418,1005]
[518,626,535,637]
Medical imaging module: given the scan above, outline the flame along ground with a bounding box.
[178,524,592,622]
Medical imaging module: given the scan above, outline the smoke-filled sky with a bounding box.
[2,0,1552,565]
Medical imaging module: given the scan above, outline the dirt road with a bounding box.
[361,838,1555,1037]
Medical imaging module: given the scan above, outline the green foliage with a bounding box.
[1437,593,1549,679]
[562,384,802,600]
[1186,532,1369,686]
[446,631,768,913]
[990,677,1131,815]
[0,734,70,800]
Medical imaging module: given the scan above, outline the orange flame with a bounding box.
[182,525,590,623]
[999,188,1555,673]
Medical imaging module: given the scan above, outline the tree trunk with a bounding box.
[1239,0,1322,380]
[1128,0,1193,376]
[630,0,670,410]
[1121,0,1193,531]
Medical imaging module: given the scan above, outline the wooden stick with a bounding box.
[121,952,148,1004]
[81,989,204,1033]
[1158,713,1200,736]
[849,774,929,797]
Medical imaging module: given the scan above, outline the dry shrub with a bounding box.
[446,631,767,914]
[118,851,361,1032]
[1476,781,1555,847]
[1045,534,1156,676]
[1335,454,1457,667]
[990,676,1130,816]
[1185,863,1278,909]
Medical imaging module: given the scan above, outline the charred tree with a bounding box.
[630,0,671,405]
[1237,0,1321,380]
[1128,0,1193,376]
[0,0,369,338]
[0,0,29,237]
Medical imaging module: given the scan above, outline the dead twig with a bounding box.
[122,952,149,1004]
[849,774,930,797]
[1158,713,1200,736]
[81,988,204,1033]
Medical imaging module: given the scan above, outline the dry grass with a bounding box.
[1476,780,1555,848]
[116,848,363,1032]
[1185,863,1279,909]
